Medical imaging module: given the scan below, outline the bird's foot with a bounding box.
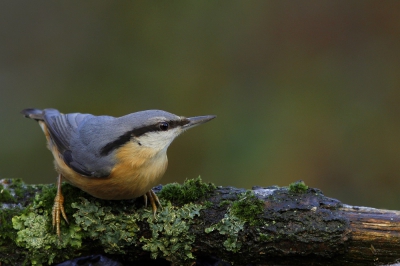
[52,175,69,238]
[143,189,162,218]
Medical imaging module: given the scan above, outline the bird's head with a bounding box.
[100,110,216,157]
[130,110,216,152]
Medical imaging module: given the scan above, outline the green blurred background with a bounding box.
[1,1,400,209]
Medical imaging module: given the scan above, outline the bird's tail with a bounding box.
[21,108,44,121]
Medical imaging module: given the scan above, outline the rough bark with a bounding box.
[1,178,400,265]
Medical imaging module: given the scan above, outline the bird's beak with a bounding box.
[183,115,216,130]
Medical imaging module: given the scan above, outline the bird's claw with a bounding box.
[144,189,162,218]
[52,175,68,238]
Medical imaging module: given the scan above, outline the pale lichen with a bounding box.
[140,201,204,264]
[7,177,211,264]
[205,190,265,253]
[12,210,82,265]
[72,197,141,254]
[205,212,245,252]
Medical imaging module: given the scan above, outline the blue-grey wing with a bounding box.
[23,108,118,177]
[41,109,97,176]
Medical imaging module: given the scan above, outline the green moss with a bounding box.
[230,191,264,226]
[8,178,24,188]
[219,200,232,207]
[289,180,308,193]
[159,176,216,205]
[203,200,213,208]
[0,209,21,264]
[0,181,25,263]
[32,186,57,213]
[259,232,273,242]
[8,178,25,198]
[0,209,18,240]
[1,178,39,204]
[0,184,15,203]
[140,201,204,264]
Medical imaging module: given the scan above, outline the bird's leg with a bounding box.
[143,193,148,208]
[150,189,162,209]
[52,174,69,238]
[144,189,162,217]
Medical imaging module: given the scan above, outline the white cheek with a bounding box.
[138,129,181,151]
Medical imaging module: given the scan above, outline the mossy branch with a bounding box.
[1,178,400,265]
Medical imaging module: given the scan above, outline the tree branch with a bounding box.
[0,178,399,265]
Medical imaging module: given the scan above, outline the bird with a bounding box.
[21,108,216,237]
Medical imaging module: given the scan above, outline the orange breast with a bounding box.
[41,122,168,200]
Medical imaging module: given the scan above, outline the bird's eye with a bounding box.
[159,122,169,131]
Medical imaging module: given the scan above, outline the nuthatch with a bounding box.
[22,108,215,237]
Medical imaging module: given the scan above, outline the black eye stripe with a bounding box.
[99,118,190,156]
[100,132,132,156]
[131,119,190,137]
